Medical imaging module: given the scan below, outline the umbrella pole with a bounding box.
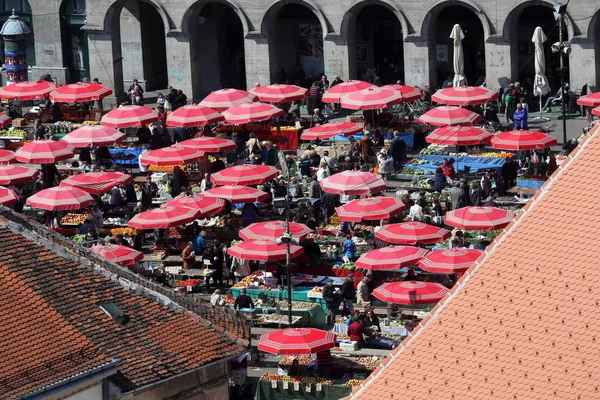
[532,94,549,123]
[285,182,293,325]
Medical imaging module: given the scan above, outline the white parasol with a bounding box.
[450,24,467,88]
[532,26,550,122]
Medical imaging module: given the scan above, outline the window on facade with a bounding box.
[2,0,31,13]
[64,0,85,15]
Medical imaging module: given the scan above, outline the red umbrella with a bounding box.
[200,88,257,111]
[0,113,11,128]
[375,222,451,245]
[300,122,364,140]
[166,105,224,128]
[14,140,74,164]
[61,125,126,147]
[0,80,56,100]
[212,164,279,186]
[418,248,483,274]
[335,197,405,223]
[179,137,236,153]
[0,165,39,185]
[355,245,429,271]
[227,239,303,261]
[26,187,94,211]
[59,171,132,195]
[431,86,498,106]
[445,206,514,231]
[417,106,482,126]
[250,84,308,103]
[340,87,403,110]
[100,105,158,128]
[426,126,492,146]
[91,244,143,266]
[490,129,557,150]
[139,145,204,166]
[382,84,423,102]
[320,171,385,195]
[222,102,283,125]
[577,93,600,107]
[49,82,112,102]
[322,80,374,103]
[373,281,449,305]
[239,221,312,241]
[165,194,225,216]
[0,150,15,164]
[203,185,269,203]
[258,328,336,355]
[128,206,201,229]
[0,186,17,205]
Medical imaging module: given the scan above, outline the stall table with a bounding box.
[257,380,351,400]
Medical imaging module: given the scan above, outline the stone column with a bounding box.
[244,33,271,89]
[84,29,123,107]
[403,36,430,88]
[323,35,350,81]
[569,38,596,92]
[165,32,194,100]
[30,3,68,84]
[120,1,145,90]
[485,36,513,89]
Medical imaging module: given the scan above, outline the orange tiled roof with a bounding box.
[350,125,600,400]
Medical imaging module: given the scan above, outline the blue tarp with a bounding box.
[109,148,143,165]
[516,179,545,189]
[331,132,415,148]
[405,162,503,173]
[420,154,506,166]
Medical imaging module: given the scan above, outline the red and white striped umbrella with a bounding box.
[227,239,303,261]
[14,140,74,164]
[49,82,112,102]
[382,84,423,102]
[0,112,11,128]
[212,164,279,186]
[26,187,94,211]
[431,86,498,106]
[490,129,557,150]
[250,84,308,103]
[320,171,385,195]
[0,186,17,205]
[61,125,126,147]
[417,106,482,126]
[222,102,283,125]
[0,165,39,185]
[258,328,336,355]
[59,171,132,195]
[0,80,56,100]
[375,222,452,245]
[139,145,204,166]
[373,281,449,305]
[239,221,313,241]
[91,244,143,266]
[128,206,202,229]
[300,122,364,140]
[165,194,225,217]
[100,105,158,128]
[340,87,403,110]
[335,197,405,223]
[445,206,514,231]
[200,88,257,111]
[203,185,269,203]
[426,126,492,146]
[322,80,374,103]
[166,105,224,128]
[355,245,430,271]
[418,248,483,274]
[0,149,15,164]
[179,137,236,153]
[577,93,600,107]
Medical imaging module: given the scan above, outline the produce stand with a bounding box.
[256,380,351,400]
[231,287,328,313]
[256,314,303,327]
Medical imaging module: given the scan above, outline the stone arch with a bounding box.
[104,0,173,35]
[420,0,492,40]
[259,0,330,38]
[180,0,250,37]
[585,6,600,40]
[340,0,411,39]
[502,0,575,41]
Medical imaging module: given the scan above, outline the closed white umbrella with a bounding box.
[532,26,550,122]
[450,24,467,87]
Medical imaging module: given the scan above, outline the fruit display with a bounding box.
[336,333,349,340]
[147,165,186,172]
[333,262,357,271]
[336,317,348,324]
[356,357,382,370]
[344,379,363,387]
[409,158,429,165]
[197,216,224,228]
[232,271,277,289]
[221,297,236,305]
[176,279,202,287]
[71,234,86,243]
[11,118,25,128]
[279,355,314,365]
[61,213,88,225]
[275,300,317,310]
[259,374,333,385]
[103,227,141,236]
[0,129,27,138]
[257,314,302,325]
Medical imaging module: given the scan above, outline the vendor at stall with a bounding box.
[316,350,331,378]
[323,279,339,325]
[356,276,370,308]
[340,274,356,314]
[348,316,373,349]
[288,358,301,377]
[182,241,196,269]
[342,235,356,260]
[234,288,254,310]
[365,308,381,332]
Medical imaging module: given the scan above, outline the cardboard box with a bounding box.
[339,340,358,351]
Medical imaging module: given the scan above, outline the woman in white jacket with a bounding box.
[377,149,392,180]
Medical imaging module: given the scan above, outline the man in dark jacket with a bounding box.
[450,183,467,210]
[322,279,339,324]
[340,274,356,314]
[389,131,407,171]
[469,183,482,206]
[501,157,518,189]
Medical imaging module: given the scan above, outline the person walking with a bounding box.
[322,279,339,325]
[389,131,407,171]
[356,276,370,308]
[340,274,356,314]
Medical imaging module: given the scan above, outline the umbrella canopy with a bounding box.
[91,244,143,266]
[128,206,201,229]
[203,185,269,203]
[239,221,312,241]
[0,80,56,100]
[590,107,600,117]
[490,129,557,150]
[250,84,308,103]
[373,281,450,305]
[300,122,364,140]
[450,24,467,87]
[139,145,204,166]
[417,106,482,126]
[355,245,430,271]
[49,82,112,102]
[0,149,15,164]
[222,102,283,125]
[431,86,498,106]
[375,222,452,245]
[0,186,17,205]
[179,137,236,153]
[320,171,385,195]
[59,171,132,195]
[212,164,279,186]
[340,87,403,110]
[335,197,405,222]
[26,187,94,211]
[14,140,74,163]
[165,194,225,216]
[382,84,423,102]
[200,88,257,111]
[166,105,224,128]
[532,26,550,97]
[227,239,303,261]
[257,328,336,355]
[61,125,126,147]
[322,80,374,103]
[426,126,493,146]
[100,105,158,128]
[0,165,39,185]
[0,113,11,128]
[418,248,483,274]
[445,206,514,231]
[578,93,600,107]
